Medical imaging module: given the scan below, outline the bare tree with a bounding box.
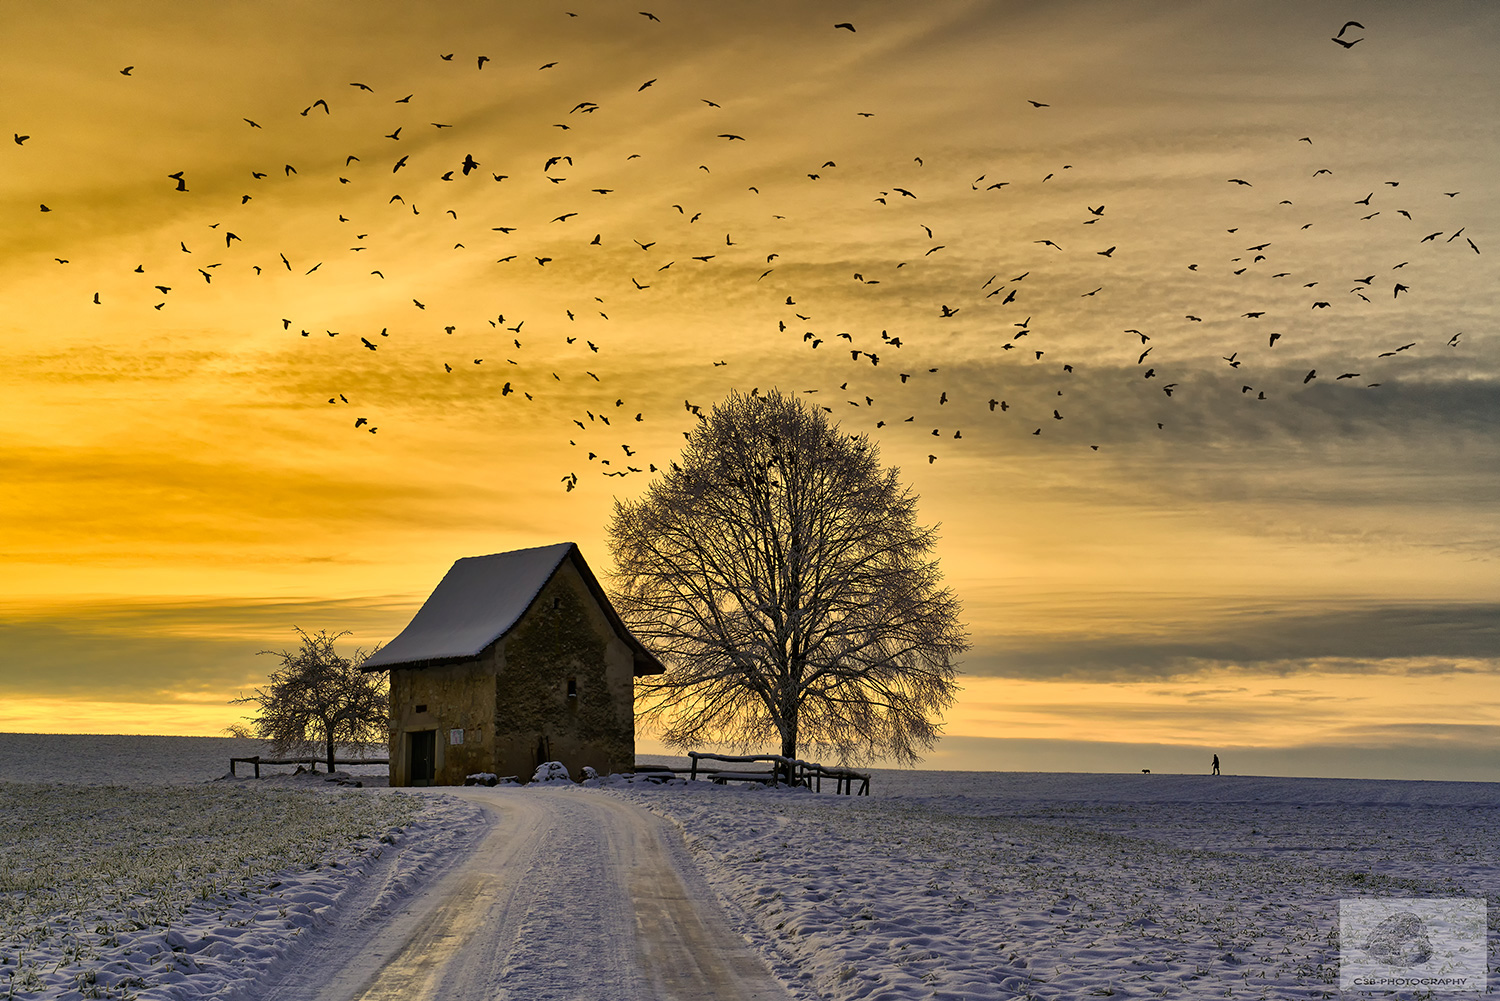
[228,628,388,773]
[608,389,967,769]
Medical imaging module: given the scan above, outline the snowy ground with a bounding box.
[607,768,1500,1001]
[2,734,1496,1000]
[0,733,389,786]
[0,734,477,1000]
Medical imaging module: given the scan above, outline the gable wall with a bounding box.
[490,555,637,780]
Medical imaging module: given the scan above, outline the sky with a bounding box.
[2,0,1497,780]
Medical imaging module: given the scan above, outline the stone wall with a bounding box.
[492,557,637,780]
[388,659,496,786]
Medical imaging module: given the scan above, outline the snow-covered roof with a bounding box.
[361,542,663,675]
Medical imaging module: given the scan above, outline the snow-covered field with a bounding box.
[3,733,1496,1000]
[607,767,1500,1000]
[0,734,479,1000]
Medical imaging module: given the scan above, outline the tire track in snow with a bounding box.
[251,788,792,1001]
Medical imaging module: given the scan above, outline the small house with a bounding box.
[361,542,663,785]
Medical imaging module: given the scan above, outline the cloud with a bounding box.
[0,595,419,701]
[963,600,1500,680]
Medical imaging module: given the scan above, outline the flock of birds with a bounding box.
[13,11,1484,489]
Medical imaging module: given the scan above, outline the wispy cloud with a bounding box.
[0,596,418,701]
[965,601,1500,680]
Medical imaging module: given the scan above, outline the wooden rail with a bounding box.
[684,752,870,795]
[230,755,389,778]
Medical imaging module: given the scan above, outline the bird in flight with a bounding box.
[1331,35,1362,48]
[834,22,855,31]
[1027,100,1048,108]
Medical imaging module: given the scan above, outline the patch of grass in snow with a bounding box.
[0,783,418,997]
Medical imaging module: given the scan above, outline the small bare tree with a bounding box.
[228,628,388,773]
[608,389,967,769]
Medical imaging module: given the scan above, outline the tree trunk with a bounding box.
[325,731,337,774]
[780,719,797,784]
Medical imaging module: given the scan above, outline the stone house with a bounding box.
[361,542,663,786]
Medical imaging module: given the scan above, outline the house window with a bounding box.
[415,704,427,714]
[566,677,578,700]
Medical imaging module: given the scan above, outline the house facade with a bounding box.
[361,542,663,785]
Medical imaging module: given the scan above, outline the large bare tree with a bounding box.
[608,389,967,768]
[228,628,388,773]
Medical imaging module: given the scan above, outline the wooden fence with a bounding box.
[229,755,389,778]
[633,751,870,794]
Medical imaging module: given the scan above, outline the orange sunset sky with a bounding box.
[2,1,1497,779]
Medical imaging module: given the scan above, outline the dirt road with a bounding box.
[251,787,793,1001]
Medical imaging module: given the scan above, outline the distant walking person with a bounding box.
[1212,753,1220,776]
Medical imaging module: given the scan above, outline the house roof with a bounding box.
[361,542,664,676]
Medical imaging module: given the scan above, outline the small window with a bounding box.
[415,704,427,714]
[566,678,578,699]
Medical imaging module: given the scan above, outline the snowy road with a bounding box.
[253,787,792,1001]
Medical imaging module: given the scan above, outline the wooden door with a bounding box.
[409,729,436,786]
